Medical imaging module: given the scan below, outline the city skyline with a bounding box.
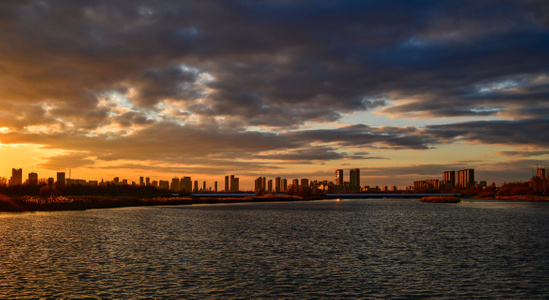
[1,1,548,189]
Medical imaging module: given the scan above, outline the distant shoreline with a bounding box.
[1,194,548,212]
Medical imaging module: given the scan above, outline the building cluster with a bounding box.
[529,168,549,195]
[2,167,242,194]
[413,169,483,192]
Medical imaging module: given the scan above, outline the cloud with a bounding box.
[0,0,548,182]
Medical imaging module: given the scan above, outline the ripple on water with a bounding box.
[1,199,548,298]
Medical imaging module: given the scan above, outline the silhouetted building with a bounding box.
[47,177,54,186]
[443,171,455,187]
[28,172,38,185]
[202,181,206,191]
[194,180,198,192]
[335,169,343,185]
[268,179,273,193]
[232,178,239,192]
[350,168,360,191]
[414,179,440,191]
[255,177,263,191]
[214,181,218,192]
[282,179,287,192]
[301,178,309,187]
[225,176,229,192]
[146,177,150,186]
[56,172,65,186]
[140,177,144,186]
[230,175,235,192]
[181,177,192,193]
[292,179,299,186]
[456,169,475,187]
[10,168,22,186]
[537,168,546,178]
[113,177,120,184]
[171,177,180,191]
[159,180,169,190]
[275,177,281,193]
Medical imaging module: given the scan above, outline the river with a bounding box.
[1,198,548,298]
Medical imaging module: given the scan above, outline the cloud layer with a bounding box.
[0,0,548,184]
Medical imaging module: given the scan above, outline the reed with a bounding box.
[420,196,460,203]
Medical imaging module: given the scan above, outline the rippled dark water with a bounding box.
[1,198,548,298]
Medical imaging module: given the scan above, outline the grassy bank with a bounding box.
[420,196,461,203]
[0,195,324,212]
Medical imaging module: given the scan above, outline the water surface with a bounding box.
[1,198,548,298]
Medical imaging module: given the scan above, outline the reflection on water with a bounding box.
[1,199,548,298]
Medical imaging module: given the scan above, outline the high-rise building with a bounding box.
[194,180,198,192]
[282,179,287,192]
[442,171,455,187]
[350,168,360,190]
[275,177,281,193]
[225,176,229,192]
[456,169,475,187]
[301,178,309,187]
[262,177,266,190]
[214,181,218,192]
[202,181,206,191]
[292,179,299,186]
[159,180,170,190]
[230,175,235,192]
[335,169,343,185]
[255,177,263,191]
[56,172,65,186]
[232,178,239,192]
[28,172,38,185]
[113,177,120,184]
[537,168,546,178]
[268,179,273,193]
[171,177,180,191]
[181,177,192,193]
[10,168,22,186]
[140,177,144,186]
[146,177,150,186]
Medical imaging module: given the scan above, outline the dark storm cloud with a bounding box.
[1,0,547,128]
[288,124,439,150]
[426,119,549,147]
[0,0,548,174]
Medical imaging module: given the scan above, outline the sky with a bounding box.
[1,0,548,189]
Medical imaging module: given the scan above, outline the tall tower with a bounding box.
[350,168,360,190]
[335,169,343,185]
[56,172,65,187]
[537,168,546,178]
[10,168,22,186]
[28,172,38,185]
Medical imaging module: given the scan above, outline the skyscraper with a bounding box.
[335,169,343,185]
[28,172,38,185]
[350,168,360,190]
[171,177,180,191]
[181,177,192,193]
[275,177,281,193]
[456,169,475,187]
[301,178,309,187]
[225,176,229,192]
[10,168,22,186]
[56,172,65,186]
[268,179,273,193]
[282,179,287,192]
[443,171,455,187]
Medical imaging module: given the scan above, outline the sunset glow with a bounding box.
[1,1,548,189]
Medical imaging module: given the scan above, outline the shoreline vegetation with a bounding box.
[0,193,547,212]
[0,195,327,212]
[420,196,461,203]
